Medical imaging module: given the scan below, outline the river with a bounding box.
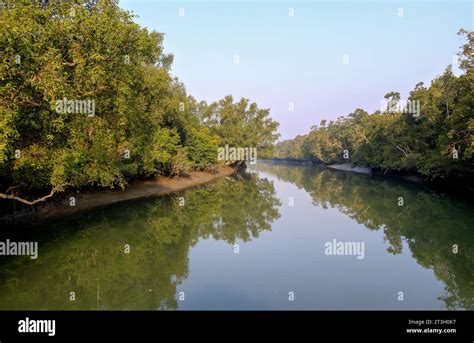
[0,161,472,310]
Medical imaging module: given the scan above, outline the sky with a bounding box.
[119,0,473,141]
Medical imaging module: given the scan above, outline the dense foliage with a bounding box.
[0,0,279,202]
[274,30,474,181]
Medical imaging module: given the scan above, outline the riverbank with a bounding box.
[261,159,473,199]
[1,166,235,223]
[326,163,372,175]
[263,159,373,174]
[265,159,423,179]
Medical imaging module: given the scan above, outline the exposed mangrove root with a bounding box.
[0,188,57,206]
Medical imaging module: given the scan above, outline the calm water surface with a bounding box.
[0,162,472,310]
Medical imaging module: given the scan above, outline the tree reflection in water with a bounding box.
[0,172,281,310]
[253,162,474,310]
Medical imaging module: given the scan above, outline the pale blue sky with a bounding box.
[119,0,473,140]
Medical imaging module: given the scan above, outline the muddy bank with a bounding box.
[263,160,372,174]
[264,160,425,182]
[262,159,325,167]
[1,166,235,224]
[326,163,372,175]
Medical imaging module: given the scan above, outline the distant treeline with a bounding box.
[274,29,473,182]
[0,0,279,203]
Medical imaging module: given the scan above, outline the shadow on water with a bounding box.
[0,172,281,310]
[252,162,474,310]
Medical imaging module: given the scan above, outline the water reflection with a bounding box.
[0,163,472,310]
[0,173,281,310]
[252,162,474,310]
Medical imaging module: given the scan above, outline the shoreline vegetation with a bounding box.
[273,29,474,194]
[263,159,444,186]
[0,0,279,212]
[0,165,235,223]
[0,156,439,223]
[0,0,472,219]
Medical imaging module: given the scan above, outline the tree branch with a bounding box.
[395,144,409,156]
[0,188,57,205]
